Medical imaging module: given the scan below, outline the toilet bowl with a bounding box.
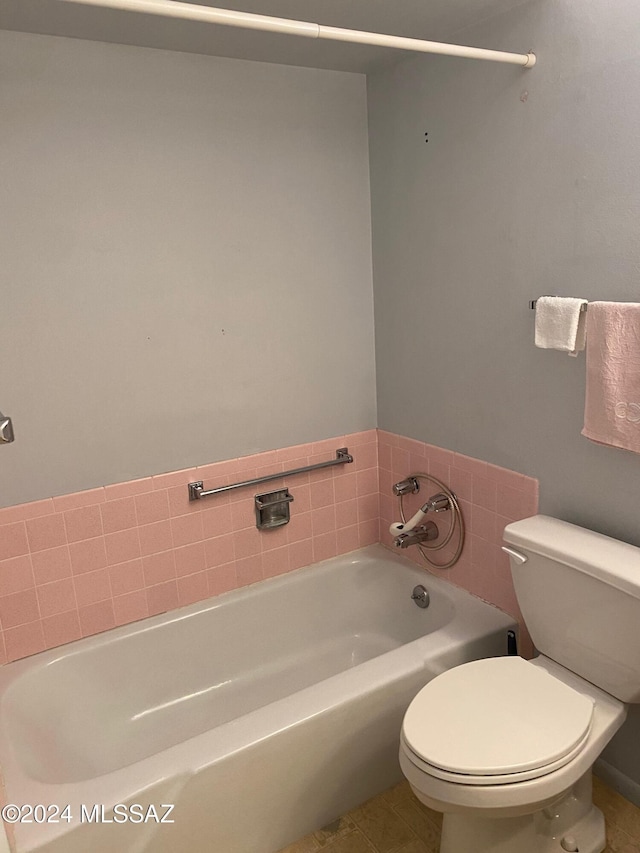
[399,515,640,853]
[399,656,626,853]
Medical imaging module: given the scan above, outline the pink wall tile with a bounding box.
[100,497,137,534]
[138,520,172,556]
[152,469,196,490]
[37,579,76,618]
[353,442,377,471]
[104,478,153,501]
[378,442,392,471]
[356,468,378,497]
[69,537,108,575]
[0,499,54,526]
[336,499,358,528]
[274,442,309,463]
[469,504,498,541]
[0,555,35,596]
[497,483,537,521]
[0,589,40,628]
[334,472,357,504]
[167,484,200,518]
[230,500,255,532]
[288,539,313,571]
[79,600,115,637]
[286,512,312,544]
[337,525,360,554]
[236,555,263,587]
[109,559,145,597]
[292,483,311,513]
[31,546,72,585]
[0,522,29,561]
[135,491,170,526]
[310,479,335,509]
[113,590,148,627]
[105,528,141,566]
[74,569,112,608]
[174,543,206,578]
[146,580,179,616]
[0,429,538,665]
[204,536,235,569]
[170,513,203,548]
[207,563,237,596]
[42,611,82,648]
[312,506,336,537]
[357,493,379,523]
[142,551,176,586]
[177,572,208,606]
[358,519,379,547]
[472,476,498,511]
[261,525,288,551]
[262,547,290,579]
[452,453,488,477]
[313,531,337,562]
[53,488,105,513]
[5,622,45,662]
[25,514,66,553]
[234,528,261,561]
[64,505,103,544]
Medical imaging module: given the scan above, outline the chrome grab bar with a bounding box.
[188,447,353,501]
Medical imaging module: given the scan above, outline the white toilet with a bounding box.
[399,514,640,853]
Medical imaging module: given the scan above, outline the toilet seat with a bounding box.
[402,657,594,786]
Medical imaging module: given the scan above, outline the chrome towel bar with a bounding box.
[530,299,587,312]
[188,447,354,501]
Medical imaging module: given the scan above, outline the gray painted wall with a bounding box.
[0,30,376,507]
[368,0,640,794]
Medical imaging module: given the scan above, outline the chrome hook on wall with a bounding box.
[0,412,14,444]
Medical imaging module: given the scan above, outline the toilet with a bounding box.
[399,514,640,853]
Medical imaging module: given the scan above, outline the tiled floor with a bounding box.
[279,775,640,853]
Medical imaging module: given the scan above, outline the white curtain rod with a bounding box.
[59,0,537,67]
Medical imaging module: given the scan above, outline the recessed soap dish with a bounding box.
[255,489,294,530]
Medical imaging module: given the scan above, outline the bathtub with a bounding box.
[0,545,515,853]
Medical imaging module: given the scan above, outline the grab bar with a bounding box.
[188,447,354,501]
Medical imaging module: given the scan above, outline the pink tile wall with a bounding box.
[0,430,379,663]
[0,428,537,664]
[378,431,539,658]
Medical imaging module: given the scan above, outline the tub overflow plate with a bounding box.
[411,585,430,608]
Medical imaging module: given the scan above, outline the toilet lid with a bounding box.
[402,657,594,777]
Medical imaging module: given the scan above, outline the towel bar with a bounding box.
[530,299,587,311]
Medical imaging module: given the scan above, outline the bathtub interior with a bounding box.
[0,548,457,786]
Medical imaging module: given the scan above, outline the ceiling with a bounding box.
[0,0,532,73]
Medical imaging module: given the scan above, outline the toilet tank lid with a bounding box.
[504,515,640,601]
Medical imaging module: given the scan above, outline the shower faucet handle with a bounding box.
[0,413,14,444]
[393,478,419,496]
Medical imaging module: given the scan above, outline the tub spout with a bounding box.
[394,521,438,548]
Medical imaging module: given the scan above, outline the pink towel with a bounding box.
[582,301,640,453]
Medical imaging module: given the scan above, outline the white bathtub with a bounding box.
[0,545,515,853]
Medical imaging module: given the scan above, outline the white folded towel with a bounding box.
[534,296,588,356]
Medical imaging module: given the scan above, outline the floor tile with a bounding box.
[280,774,640,853]
[390,799,440,851]
[278,835,321,853]
[321,830,375,853]
[348,797,416,853]
[314,815,357,846]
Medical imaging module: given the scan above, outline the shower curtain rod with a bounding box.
[59,0,537,67]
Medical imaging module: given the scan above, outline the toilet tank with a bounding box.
[503,515,640,703]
